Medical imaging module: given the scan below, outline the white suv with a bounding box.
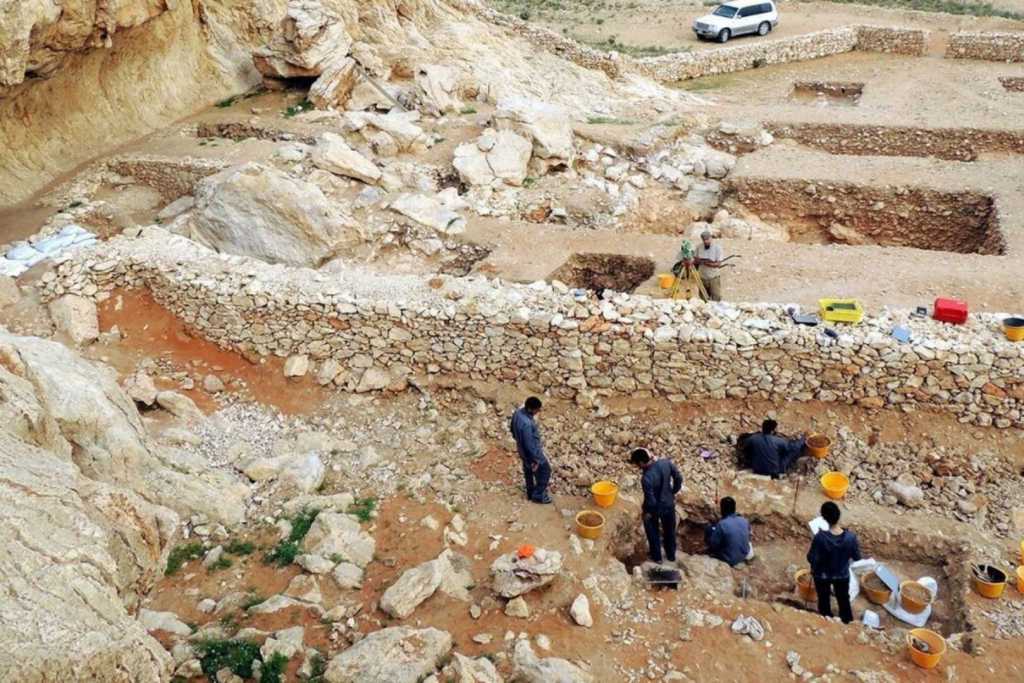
[693,0,778,43]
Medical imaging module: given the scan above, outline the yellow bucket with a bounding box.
[1016,566,1024,593]
[794,569,816,601]
[807,434,831,459]
[658,273,676,290]
[907,628,946,669]
[820,472,849,500]
[1005,317,1024,342]
[575,510,605,540]
[973,565,1007,599]
[591,481,619,508]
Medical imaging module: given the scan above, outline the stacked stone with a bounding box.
[42,229,1024,428]
[855,26,928,56]
[947,32,1024,63]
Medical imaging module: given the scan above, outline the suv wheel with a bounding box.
[717,29,730,43]
[757,22,771,36]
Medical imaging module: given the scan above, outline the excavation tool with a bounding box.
[643,564,682,589]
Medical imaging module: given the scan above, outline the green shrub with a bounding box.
[283,100,314,118]
[264,508,320,567]
[208,556,233,572]
[165,542,205,576]
[196,639,261,680]
[261,653,290,683]
[348,498,377,523]
[225,540,256,556]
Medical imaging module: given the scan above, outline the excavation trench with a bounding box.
[764,122,1024,162]
[609,502,974,636]
[789,81,863,107]
[549,253,656,295]
[727,177,1005,254]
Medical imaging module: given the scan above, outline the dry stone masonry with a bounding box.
[42,229,1024,429]
[946,31,1024,62]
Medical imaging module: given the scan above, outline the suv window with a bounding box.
[738,5,757,16]
[761,3,774,13]
[712,5,738,17]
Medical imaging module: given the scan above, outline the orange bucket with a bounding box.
[658,273,675,289]
[862,571,892,605]
[590,481,619,508]
[1016,566,1024,593]
[972,565,1007,599]
[807,434,831,459]
[820,472,849,500]
[907,628,946,669]
[575,510,606,540]
[794,569,816,601]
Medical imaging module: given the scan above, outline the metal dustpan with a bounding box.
[644,566,682,588]
[874,564,900,593]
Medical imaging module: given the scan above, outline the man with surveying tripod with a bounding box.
[671,231,726,302]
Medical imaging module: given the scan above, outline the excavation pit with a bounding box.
[549,253,655,295]
[728,177,1005,254]
[610,507,970,635]
[790,80,863,107]
[1000,77,1024,93]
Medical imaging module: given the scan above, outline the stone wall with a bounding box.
[946,31,1024,62]
[855,25,928,56]
[42,229,1024,429]
[105,155,228,201]
[763,122,1024,162]
[632,28,859,82]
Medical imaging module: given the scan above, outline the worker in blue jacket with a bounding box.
[630,447,683,565]
[705,496,753,566]
[510,396,552,504]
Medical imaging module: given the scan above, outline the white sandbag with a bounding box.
[6,244,41,261]
[57,224,89,237]
[35,234,78,254]
[0,258,28,278]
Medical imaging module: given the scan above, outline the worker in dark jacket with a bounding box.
[510,396,552,504]
[740,419,806,478]
[705,496,753,566]
[630,448,683,565]
[807,501,861,624]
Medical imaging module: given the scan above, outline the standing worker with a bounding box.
[694,230,724,302]
[807,501,861,624]
[630,448,683,566]
[510,396,552,504]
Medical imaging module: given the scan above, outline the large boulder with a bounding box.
[0,429,174,681]
[512,640,593,683]
[325,626,452,683]
[495,96,574,171]
[309,57,359,110]
[442,653,503,683]
[312,132,381,184]
[388,193,466,236]
[415,64,462,115]
[677,553,736,594]
[453,129,532,188]
[491,548,562,598]
[380,550,472,619]
[301,512,375,568]
[252,0,352,80]
[345,111,430,152]
[0,332,148,484]
[47,294,99,345]
[191,163,354,267]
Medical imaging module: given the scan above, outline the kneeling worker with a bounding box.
[740,418,806,479]
[630,448,683,566]
[705,496,753,566]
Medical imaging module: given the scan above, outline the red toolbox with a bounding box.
[933,297,968,324]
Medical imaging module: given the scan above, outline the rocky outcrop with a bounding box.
[190,162,356,267]
[312,132,381,184]
[379,550,472,619]
[301,511,376,568]
[253,0,351,80]
[495,96,575,172]
[325,626,453,683]
[512,640,593,683]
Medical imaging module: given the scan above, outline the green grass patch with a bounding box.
[460,106,478,115]
[586,115,640,125]
[264,508,320,567]
[820,0,1023,20]
[165,542,205,576]
[215,95,238,108]
[208,556,233,572]
[677,73,741,92]
[305,652,327,682]
[225,539,256,556]
[283,100,314,118]
[241,592,266,610]
[347,498,377,523]
[261,652,290,683]
[196,639,261,680]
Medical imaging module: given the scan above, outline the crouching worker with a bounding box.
[739,418,806,479]
[705,496,754,566]
[807,501,861,624]
[630,448,683,566]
